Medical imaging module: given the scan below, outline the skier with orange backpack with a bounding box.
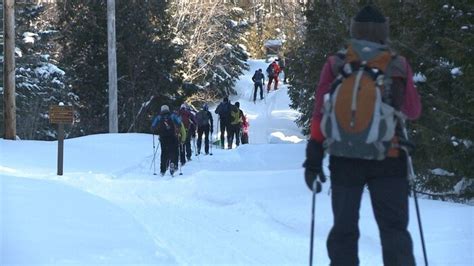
[303,5,421,266]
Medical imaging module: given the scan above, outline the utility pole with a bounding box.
[107,0,118,133]
[3,0,16,139]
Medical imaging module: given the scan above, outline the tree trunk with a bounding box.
[107,0,118,133]
[3,0,16,139]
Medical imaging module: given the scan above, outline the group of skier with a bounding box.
[151,98,248,176]
[214,97,248,149]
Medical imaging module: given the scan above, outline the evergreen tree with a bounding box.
[203,5,250,98]
[243,1,306,60]
[57,0,181,135]
[56,1,108,135]
[287,1,351,134]
[0,2,78,140]
[387,1,474,201]
[115,0,180,133]
[169,1,249,103]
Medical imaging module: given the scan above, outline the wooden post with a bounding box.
[49,105,74,176]
[107,0,118,133]
[57,123,64,175]
[3,0,16,139]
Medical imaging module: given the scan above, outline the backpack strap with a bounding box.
[382,53,407,107]
[330,51,346,78]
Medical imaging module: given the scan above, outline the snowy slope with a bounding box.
[1,59,473,265]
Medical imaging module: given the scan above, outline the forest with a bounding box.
[1,0,473,202]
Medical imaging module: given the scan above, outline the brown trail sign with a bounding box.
[49,105,74,124]
[49,105,74,175]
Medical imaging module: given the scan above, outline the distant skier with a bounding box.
[151,105,186,176]
[241,113,249,144]
[195,104,214,155]
[252,69,265,102]
[266,59,281,92]
[229,101,244,148]
[178,103,196,165]
[278,56,287,84]
[215,97,232,149]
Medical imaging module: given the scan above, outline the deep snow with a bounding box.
[1,59,472,265]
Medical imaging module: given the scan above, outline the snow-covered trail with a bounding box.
[1,59,473,265]
[61,60,311,264]
[230,60,303,145]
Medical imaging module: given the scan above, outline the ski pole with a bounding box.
[151,134,159,175]
[405,149,428,266]
[193,137,199,160]
[217,118,220,149]
[152,133,156,174]
[150,141,160,172]
[250,85,253,102]
[210,130,213,155]
[309,178,320,266]
[399,116,428,266]
[264,82,267,104]
[414,185,428,266]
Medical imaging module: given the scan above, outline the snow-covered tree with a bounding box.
[169,0,249,104]
[243,0,306,59]
[0,2,78,140]
[57,0,181,134]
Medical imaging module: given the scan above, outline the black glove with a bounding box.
[303,140,326,192]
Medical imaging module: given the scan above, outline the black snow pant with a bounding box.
[159,136,178,174]
[219,119,231,149]
[179,134,192,164]
[253,82,263,101]
[327,154,416,266]
[228,123,241,148]
[197,124,210,154]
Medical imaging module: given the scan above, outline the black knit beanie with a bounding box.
[350,5,389,44]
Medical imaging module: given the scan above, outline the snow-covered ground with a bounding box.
[1,59,472,265]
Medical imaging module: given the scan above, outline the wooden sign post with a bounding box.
[49,105,74,175]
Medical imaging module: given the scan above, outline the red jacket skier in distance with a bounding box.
[270,61,281,76]
[309,55,422,143]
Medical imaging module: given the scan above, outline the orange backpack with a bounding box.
[321,39,405,160]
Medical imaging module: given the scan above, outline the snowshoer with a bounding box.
[152,105,186,176]
[302,5,421,266]
[214,97,232,149]
[195,104,214,155]
[252,69,265,102]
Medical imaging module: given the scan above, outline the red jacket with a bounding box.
[310,55,421,143]
[271,62,281,76]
